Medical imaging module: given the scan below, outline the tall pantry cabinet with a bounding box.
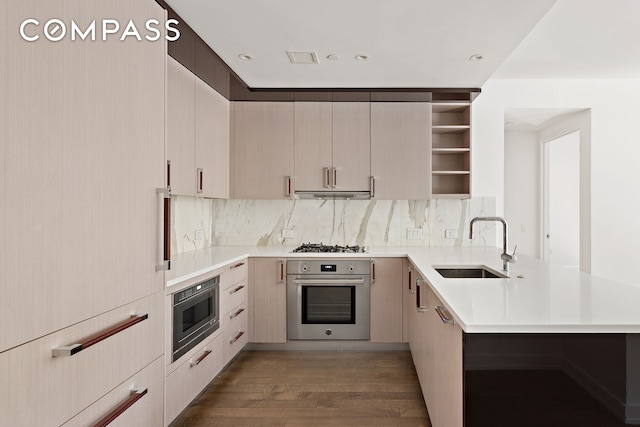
[1,0,166,426]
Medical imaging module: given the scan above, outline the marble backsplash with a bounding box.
[171,196,497,254]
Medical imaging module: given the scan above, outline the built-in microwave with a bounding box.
[172,275,220,362]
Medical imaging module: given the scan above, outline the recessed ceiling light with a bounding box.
[505,121,516,125]
[469,54,483,61]
[238,54,252,61]
[326,54,340,61]
[355,54,369,61]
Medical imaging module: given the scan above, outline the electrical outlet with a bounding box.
[407,228,423,240]
[445,229,458,239]
[282,229,295,238]
[194,229,204,240]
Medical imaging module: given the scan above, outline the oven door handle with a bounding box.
[291,278,365,285]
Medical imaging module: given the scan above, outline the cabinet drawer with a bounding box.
[224,313,248,365]
[62,356,164,427]
[225,302,248,335]
[221,280,247,316]
[222,259,248,288]
[165,333,224,425]
[0,292,164,427]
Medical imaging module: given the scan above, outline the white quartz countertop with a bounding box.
[166,246,640,334]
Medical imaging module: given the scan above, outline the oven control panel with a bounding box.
[288,260,370,275]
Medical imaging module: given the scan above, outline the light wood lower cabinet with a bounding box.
[63,356,164,427]
[252,258,287,343]
[0,292,164,427]
[221,260,249,364]
[165,333,224,425]
[370,258,404,342]
[406,272,464,427]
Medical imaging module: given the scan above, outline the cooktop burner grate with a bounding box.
[292,243,367,253]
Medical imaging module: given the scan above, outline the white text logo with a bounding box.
[19,18,180,42]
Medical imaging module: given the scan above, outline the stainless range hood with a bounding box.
[295,191,371,200]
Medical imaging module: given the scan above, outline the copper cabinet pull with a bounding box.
[370,176,376,198]
[408,266,415,294]
[230,331,245,344]
[166,160,171,188]
[435,305,454,324]
[156,187,171,271]
[197,168,204,193]
[230,285,245,294]
[371,260,376,283]
[190,349,212,367]
[279,260,285,283]
[230,262,245,269]
[324,168,331,188]
[332,167,337,188]
[230,308,245,319]
[415,278,427,313]
[52,314,149,357]
[286,176,293,196]
[92,388,147,427]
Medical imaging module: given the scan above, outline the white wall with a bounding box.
[504,131,540,258]
[473,79,640,286]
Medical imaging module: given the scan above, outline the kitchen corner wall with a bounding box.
[171,196,496,254]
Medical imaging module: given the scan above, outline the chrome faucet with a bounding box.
[469,216,517,272]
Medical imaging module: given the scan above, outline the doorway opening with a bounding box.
[543,130,580,268]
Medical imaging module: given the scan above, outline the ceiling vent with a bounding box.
[287,51,319,64]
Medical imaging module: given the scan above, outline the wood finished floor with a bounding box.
[169,350,431,427]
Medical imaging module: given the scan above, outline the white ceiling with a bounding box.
[165,0,557,88]
[504,108,586,132]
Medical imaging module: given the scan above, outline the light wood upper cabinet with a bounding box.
[294,102,333,191]
[2,0,165,352]
[332,102,371,192]
[370,258,404,343]
[167,56,229,198]
[251,258,287,343]
[371,102,431,200]
[167,56,196,196]
[195,78,229,199]
[232,102,295,199]
[293,102,371,193]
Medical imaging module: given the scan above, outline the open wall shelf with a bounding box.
[431,102,471,198]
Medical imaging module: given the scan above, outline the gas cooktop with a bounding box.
[292,243,367,253]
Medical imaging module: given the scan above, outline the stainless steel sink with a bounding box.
[434,266,508,279]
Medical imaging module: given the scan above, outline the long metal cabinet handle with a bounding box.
[52,314,149,357]
[230,262,245,269]
[92,388,148,427]
[197,168,204,193]
[415,278,427,312]
[230,331,245,344]
[190,349,212,367]
[156,187,171,271]
[166,160,171,188]
[333,167,337,188]
[279,260,285,283]
[370,176,376,198]
[435,305,454,324]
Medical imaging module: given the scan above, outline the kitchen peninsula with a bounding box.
[166,245,640,426]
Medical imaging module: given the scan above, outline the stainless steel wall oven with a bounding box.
[287,260,370,340]
[172,275,220,362]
